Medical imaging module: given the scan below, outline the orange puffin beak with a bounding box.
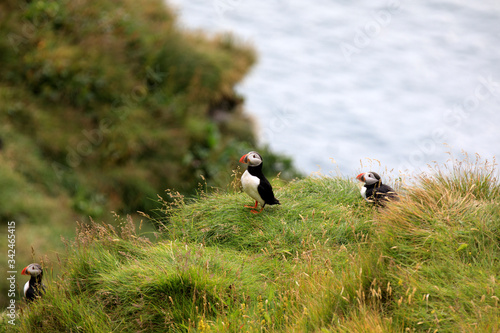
[356,173,365,182]
[21,266,28,275]
[239,153,248,164]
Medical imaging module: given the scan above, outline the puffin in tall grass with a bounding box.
[22,263,45,302]
[356,171,398,206]
[239,151,280,213]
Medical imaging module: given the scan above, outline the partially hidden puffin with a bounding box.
[239,151,280,213]
[356,171,399,206]
[21,263,45,302]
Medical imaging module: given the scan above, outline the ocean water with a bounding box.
[167,0,500,177]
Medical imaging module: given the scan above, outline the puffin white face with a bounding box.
[240,151,263,166]
[22,263,43,276]
[356,172,381,186]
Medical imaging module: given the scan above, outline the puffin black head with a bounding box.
[356,171,382,186]
[21,263,43,277]
[239,151,263,167]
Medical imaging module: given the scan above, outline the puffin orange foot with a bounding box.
[250,207,264,214]
[244,201,259,209]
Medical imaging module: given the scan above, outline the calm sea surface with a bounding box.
[167,0,500,177]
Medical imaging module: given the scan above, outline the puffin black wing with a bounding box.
[257,177,280,206]
[25,284,45,302]
[371,184,399,205]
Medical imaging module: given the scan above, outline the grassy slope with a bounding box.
[0,0,298,308]
[6,158,500,332]
[0,0,260,222]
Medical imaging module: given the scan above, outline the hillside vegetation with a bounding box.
[7,157,500,332]
[0,0,272,221]
[0,0,297,308]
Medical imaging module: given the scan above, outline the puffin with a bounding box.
[21,263,45,302]
[356,171,399,206]
[239,151,280,213]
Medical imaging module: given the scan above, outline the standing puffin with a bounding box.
[21,263,45,302]
[356,171,398,206]
[239,151,280,213]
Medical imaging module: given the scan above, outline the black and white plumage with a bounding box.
[356,172,399,206]
[239,151,280,213]
[21,263,45,302]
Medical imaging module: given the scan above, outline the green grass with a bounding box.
[0,0,299,309]
[7,157,500,332]
[154,176,373,255]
